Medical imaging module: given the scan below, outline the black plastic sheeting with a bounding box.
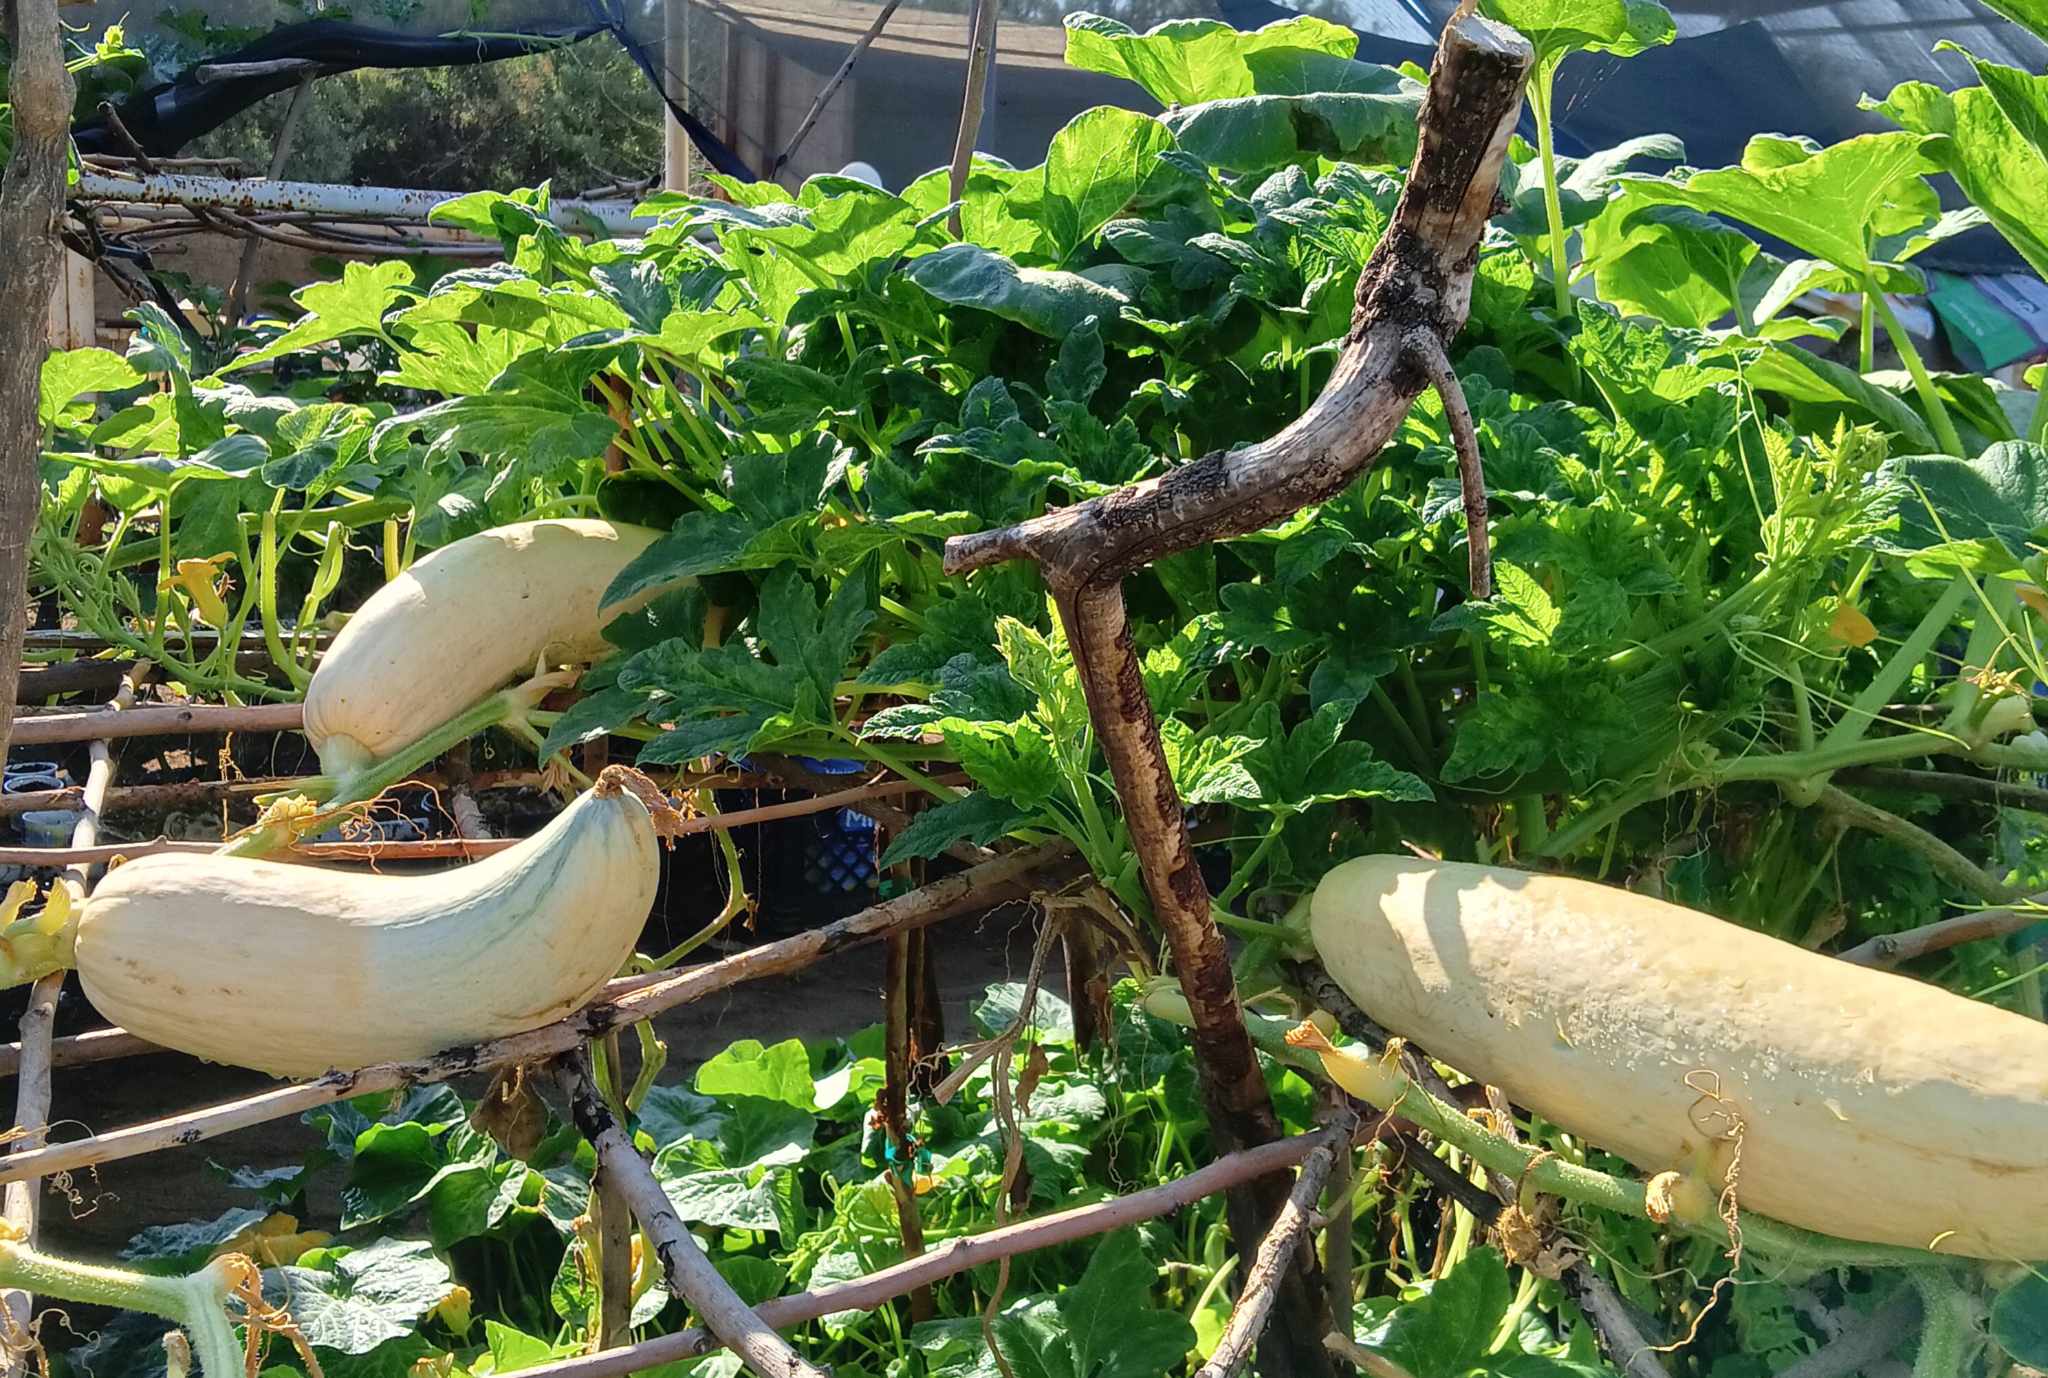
[77,21,596,156]
[62,0,2045,275]
[72,12,761,181]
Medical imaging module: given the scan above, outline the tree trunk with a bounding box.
[0,0,76,757]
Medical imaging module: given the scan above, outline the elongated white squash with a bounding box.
[304,519,679,776]
[75,772,662,1078]
[1311,855,2048,1259]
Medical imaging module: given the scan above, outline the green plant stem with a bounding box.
[1370,682,1432,770]
[1210,910,1294,943]
[1298,1034,1947,1271]
[151,499,173,662]
[1514,795,1549,855]
[1539,778,1667,860]
[1215,816,1287,907]
[1530,73,1570,317]
[257,497,310,691]
[1787,662,1815,753]
[1868,285,1964,457]
[1398,662,1435,751]
[0,1244,242,1378]
[1822,576,1971,753]
[1907,1270,1976,1378]
[1711,730,1958,785]
[2029,379,2048,444]
[1859,290,1876,375]
[1941,576,2016,738]
[833,728,961,803]
[224,683,550,856]
[1816,785,2019,904]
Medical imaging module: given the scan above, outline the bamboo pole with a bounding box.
[0,1028,157,1079]
[0,774,966,867]
[7,701,303,745]
[3,667,144,1372]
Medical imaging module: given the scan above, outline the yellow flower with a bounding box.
[213,1212,332,1267]
[429,1284,473,1336]
[161,554,234,626]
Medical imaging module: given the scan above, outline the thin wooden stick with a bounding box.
[15,653,265,701]
[1836,891,2047,967]
[448,787,491,844]
[497,1130,1334,1378]
[1839,765,2048,813]
[22,628,285,652]
[880,933,933,1321]
[1557,1265,1674,1378]
[0,774,303,819]
[3,668,143,1370]
[1774,1286,1919,1378]
[553,1052,828,1378]
[943,0,1000,239]
[0,839,1081,1186]
[0,1027,157,1079]
[224,74,313,326]
[752,755,994,864]
[1409,333,1494,600]
[1195,1117,1351,1378]
[7,701,303,745]
[0,973,61,1368]
[1320,1093,1355,1335]
[0,775,967,867]
[776,0,906,172]
[1324,1333,1413,1378]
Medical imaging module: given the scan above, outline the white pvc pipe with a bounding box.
[74,170,650,236]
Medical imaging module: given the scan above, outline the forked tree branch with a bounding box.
[942,14,1530,590]
[1195,1113,1355,1378]
[940,20,1531,1374]
[554,1053,827,1378]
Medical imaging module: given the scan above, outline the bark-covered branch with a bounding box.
[3,672,143,1374]
[1835,892,2047,968]
[553,1053,826,1378]
[1194,1114,1355,1378]
[0,0,77,767]
[940,20,1532,1373]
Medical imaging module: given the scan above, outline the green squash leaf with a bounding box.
[1061,12,1355,105]
[1623,131,1937,275]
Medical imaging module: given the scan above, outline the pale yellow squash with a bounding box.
[1311,855,2048,1259]
[75,777,660,1079]
[303,519,680,775]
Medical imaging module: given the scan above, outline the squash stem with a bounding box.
[1868,284,1964,457]
[1908,1269,1976,1378]
[223,682,553,857]
[0,1242,243,1378]
[257,497,310,692]
[1272,1022,1950,1270]
[1821,576,1971,754]
[1530,71,1571,318]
